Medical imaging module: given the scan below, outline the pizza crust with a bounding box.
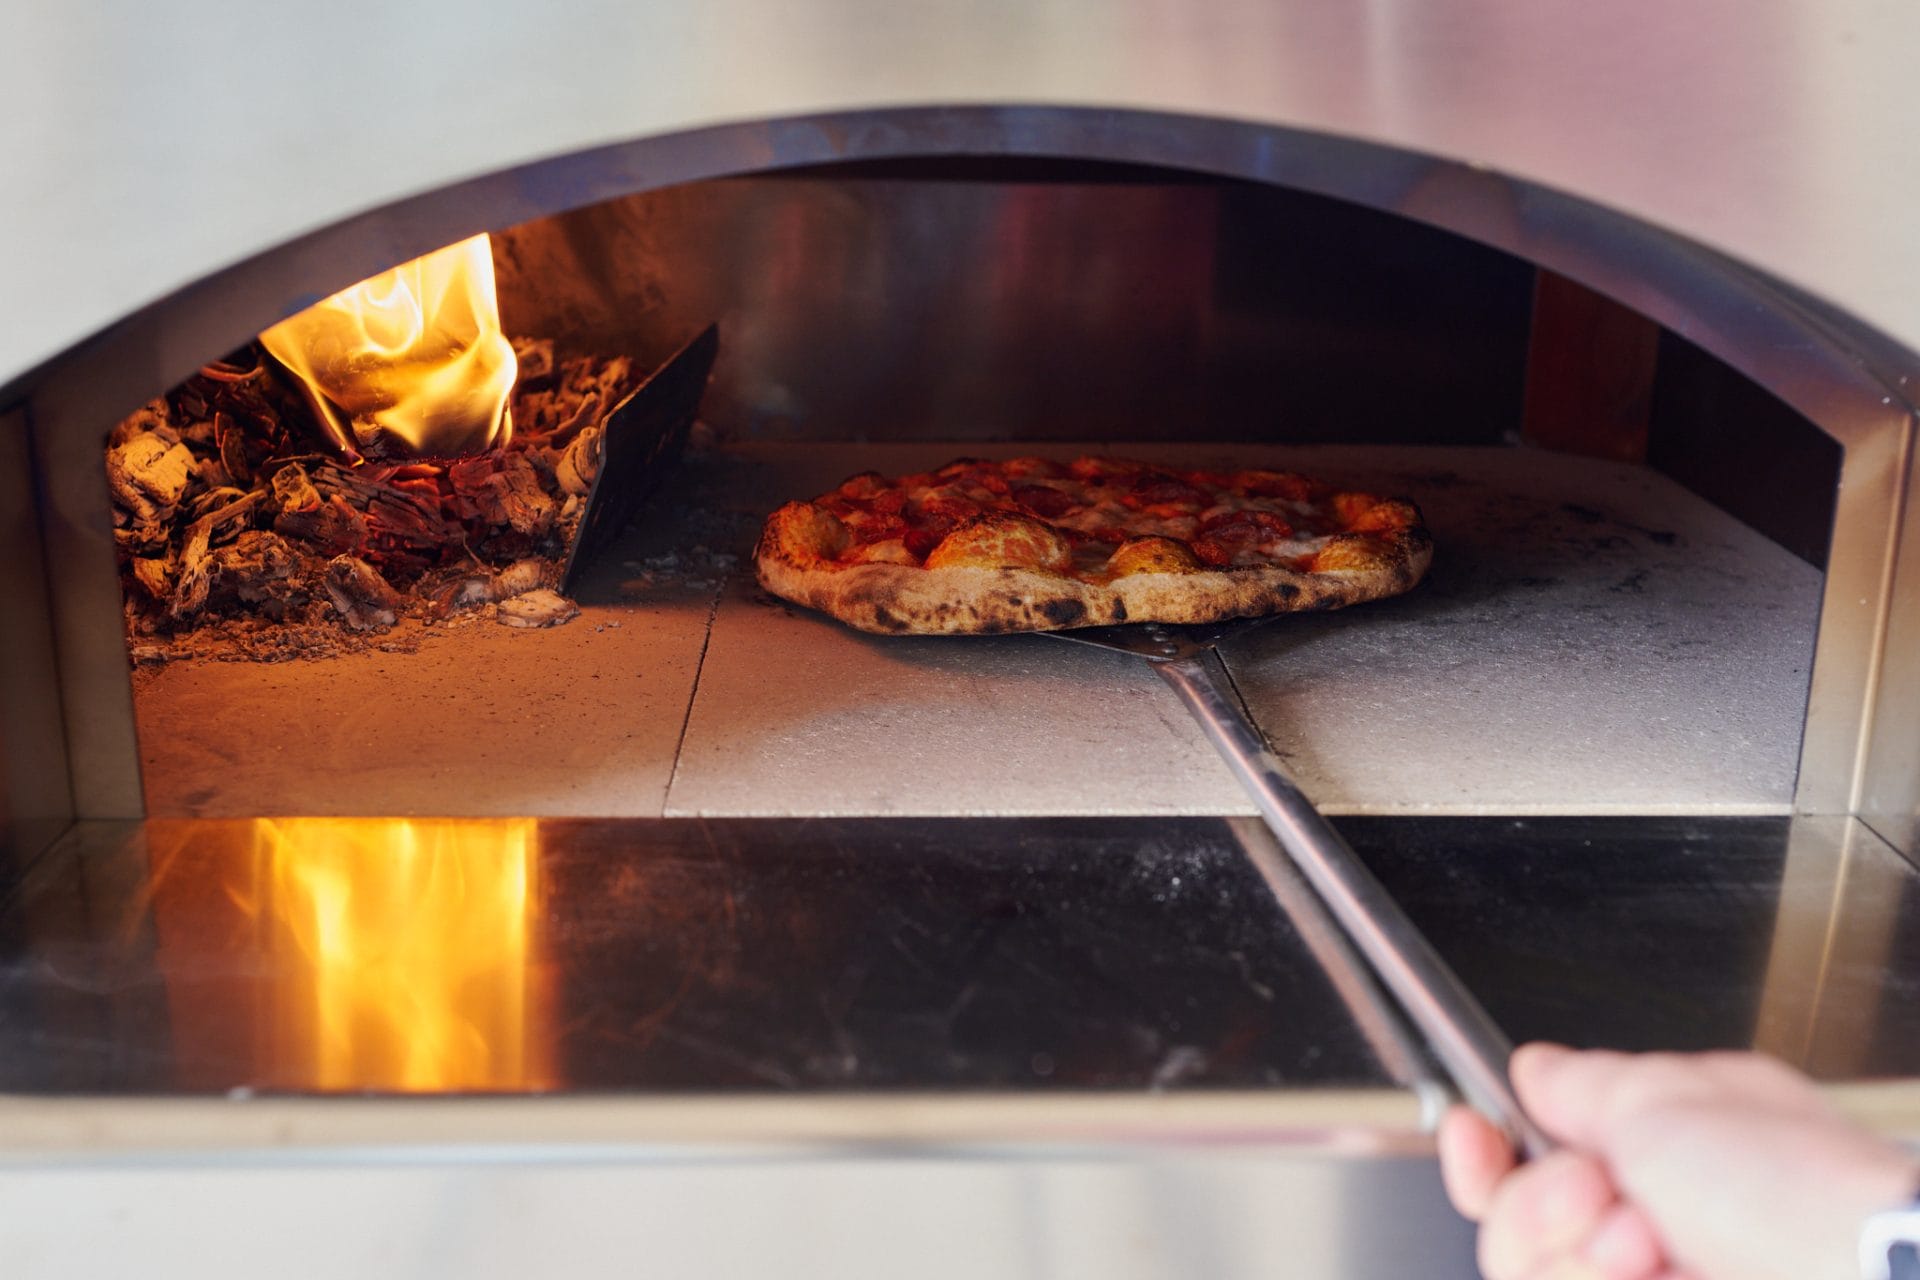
[755,498,1433,635]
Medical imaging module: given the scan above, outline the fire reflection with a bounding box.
[227,818,552,1092]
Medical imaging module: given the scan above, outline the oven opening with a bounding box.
[16,124,1910,1106]
[100,157,1837,822]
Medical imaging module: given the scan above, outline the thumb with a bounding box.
[1509,1042,1640,1151]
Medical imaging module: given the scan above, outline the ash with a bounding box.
[110,338,641,667]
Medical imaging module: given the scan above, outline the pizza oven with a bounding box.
[7,6,1920,1277]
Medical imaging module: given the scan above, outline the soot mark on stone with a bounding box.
[1561,502,1678,547]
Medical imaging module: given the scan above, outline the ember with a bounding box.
[109,338,641,664]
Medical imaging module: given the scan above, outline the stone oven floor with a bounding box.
[132,443,1825,818]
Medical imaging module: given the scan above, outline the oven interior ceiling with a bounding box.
[119,161,1837,821]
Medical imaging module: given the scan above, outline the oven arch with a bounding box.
[11,106,1913,833]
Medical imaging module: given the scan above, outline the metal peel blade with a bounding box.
[1049,619,1553,1159]
[559,324,719,594]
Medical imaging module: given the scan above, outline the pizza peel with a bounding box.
[1047,618,1553,1160]
[559,324,719,594]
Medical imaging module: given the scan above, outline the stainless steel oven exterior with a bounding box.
[7,4,1920,1277]
[9,0,1920,850]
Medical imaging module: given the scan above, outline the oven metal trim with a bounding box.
[0,405,73,867]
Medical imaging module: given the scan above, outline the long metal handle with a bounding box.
[1158,650,1553,1160]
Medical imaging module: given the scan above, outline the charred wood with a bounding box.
[323,556,403,633]
[109,342,644,663]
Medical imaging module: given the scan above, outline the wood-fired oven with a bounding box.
[6,4,1920,1277]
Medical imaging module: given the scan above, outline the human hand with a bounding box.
[1438,1043,1918,1280]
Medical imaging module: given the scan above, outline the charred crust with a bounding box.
[1039,598,1085,627]
[753,473,1434,636]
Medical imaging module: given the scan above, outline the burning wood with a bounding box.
[110,338,643,664]
[259,235,518,460]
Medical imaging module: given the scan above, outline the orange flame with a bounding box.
[259,234,516,459]
[243,817,551,1092]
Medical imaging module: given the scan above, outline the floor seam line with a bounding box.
[661,583,725,815]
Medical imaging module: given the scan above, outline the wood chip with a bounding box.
[131,557,172,601]
[217,412,252,486]
[273,494,367,556]
[210,531,295,603]
[270,462,321,513]
[169,519,215,620]
[106,435,195,521]
[496,588,579,629]
[494,453,556,537]
[323,556,403,632]
[556,423,602,497]
[492,558,550,599]
[429,575,495,617]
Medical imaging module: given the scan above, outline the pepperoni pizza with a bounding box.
[754,455,1431,634]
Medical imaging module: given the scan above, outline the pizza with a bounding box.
[754,454,1431,635]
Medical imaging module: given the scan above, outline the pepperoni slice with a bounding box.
[1068,457,1120,478]
[934,458,989,483]
[1192,509,1295,566]
[1002,457,1069,481]
[1198,509,1294,539]
[836,471,890,500]
[1236,470,1320,502]
[912,493,983,535]
[848,512,907,544]
[1190,536,1235,567]
[975,470,1012,497]
[1120,472,1210,511]
[1012,484,1078,519]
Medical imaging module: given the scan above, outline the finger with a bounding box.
[1693,1050,1829,1115]
[1511,1043,1675,1150]
[1581,1201,1666,1279]
[1478,1150,1616,1280]
[1437,1103,1516,1220]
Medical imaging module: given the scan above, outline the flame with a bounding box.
[241,817,551,1092]
[259,234,517,459]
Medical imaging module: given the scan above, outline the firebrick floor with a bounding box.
[133,443,1823,818]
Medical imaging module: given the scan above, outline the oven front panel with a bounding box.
[10,1,1920,387]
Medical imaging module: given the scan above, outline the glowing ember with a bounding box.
[259,234,517,460]
[237,817,551,1092]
